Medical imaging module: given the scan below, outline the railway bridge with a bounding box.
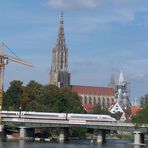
[1,117,147,145]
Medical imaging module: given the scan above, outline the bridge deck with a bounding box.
[2,118,147,132]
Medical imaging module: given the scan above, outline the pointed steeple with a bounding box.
[115,71,131,108]
[49,11,70,88]
[108,70,115,88]
[55,11,67,52]
[53,11,68,71]
[119,71,125,84]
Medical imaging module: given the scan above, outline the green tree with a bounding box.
[59,87,84,113]
[38,84,62,112]
[4,81,85,113]
[132,94,148,124]
[21,80,43,111]
[3,80,23,110]
[38,85,85,113]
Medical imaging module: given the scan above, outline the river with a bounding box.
[0,139,147,148]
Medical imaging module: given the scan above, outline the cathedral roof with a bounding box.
[71,85,114,96]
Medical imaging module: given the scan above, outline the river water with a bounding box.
[0,139,147,148]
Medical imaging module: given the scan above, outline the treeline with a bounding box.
[3,80,85,113]
[3,80,112,115]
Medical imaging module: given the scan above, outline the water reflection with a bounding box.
[19,140,24,148]
[134,145,145,148]
[0,139,147,148]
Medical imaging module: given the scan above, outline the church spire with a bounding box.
[115,71,131,109]
[108,70,115,89]
[119,71,125,84]
[49,12,70,88]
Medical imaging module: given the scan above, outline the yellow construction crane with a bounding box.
[0,43,33,124]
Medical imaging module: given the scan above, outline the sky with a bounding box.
[0,0,148,102]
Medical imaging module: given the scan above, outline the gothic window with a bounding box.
[111,98,114,105]
[102,98,105,108]
[98,97,100,105]
[94,97,96,105]
[89,97,92,104]
[84,96,87,104]
[65,52,67,67]
[60,52,63,69]
[80,96,83,104]
[107,98,110,108]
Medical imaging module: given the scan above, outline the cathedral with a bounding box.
[49,12,130,111]
[49,11,70,88]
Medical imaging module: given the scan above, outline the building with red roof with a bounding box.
[71,85,115,110]
[131,106,142,116]
[82,104,96,112]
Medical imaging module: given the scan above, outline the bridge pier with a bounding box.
[96,130,106,144]
[59,128,68,143]
[133,131,145,145]
[0,125,7,142]
[0,124,2,132]
[19,127,26,139]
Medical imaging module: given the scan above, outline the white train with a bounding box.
[1,111,116,122]
[67,113,116,122]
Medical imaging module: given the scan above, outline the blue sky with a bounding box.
[0,0,148,101]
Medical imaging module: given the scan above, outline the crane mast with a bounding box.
[0,43,33,129]
[0,44,8,111]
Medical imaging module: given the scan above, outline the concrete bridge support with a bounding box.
[0,125,7,141]
[133,131,145,145]
[19,127,26,139]
[96,130,106,144]
[0,124,2,132]
[59,128,69,143]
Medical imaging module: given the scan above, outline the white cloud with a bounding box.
[46,0,99,9]
[46,0,145,10]
[44,0,148,29]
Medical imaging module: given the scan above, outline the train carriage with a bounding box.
[1,111,116,122]
[1,111,19,118]
[21,111,66,120]
[67,113,116,122]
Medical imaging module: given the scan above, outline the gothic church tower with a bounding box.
[115,71,131,109]
[49,12,70,88]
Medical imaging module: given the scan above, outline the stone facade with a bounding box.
[49,12,70,88]
[71,85,116,109]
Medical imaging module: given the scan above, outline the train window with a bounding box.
[70,116,97,119]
